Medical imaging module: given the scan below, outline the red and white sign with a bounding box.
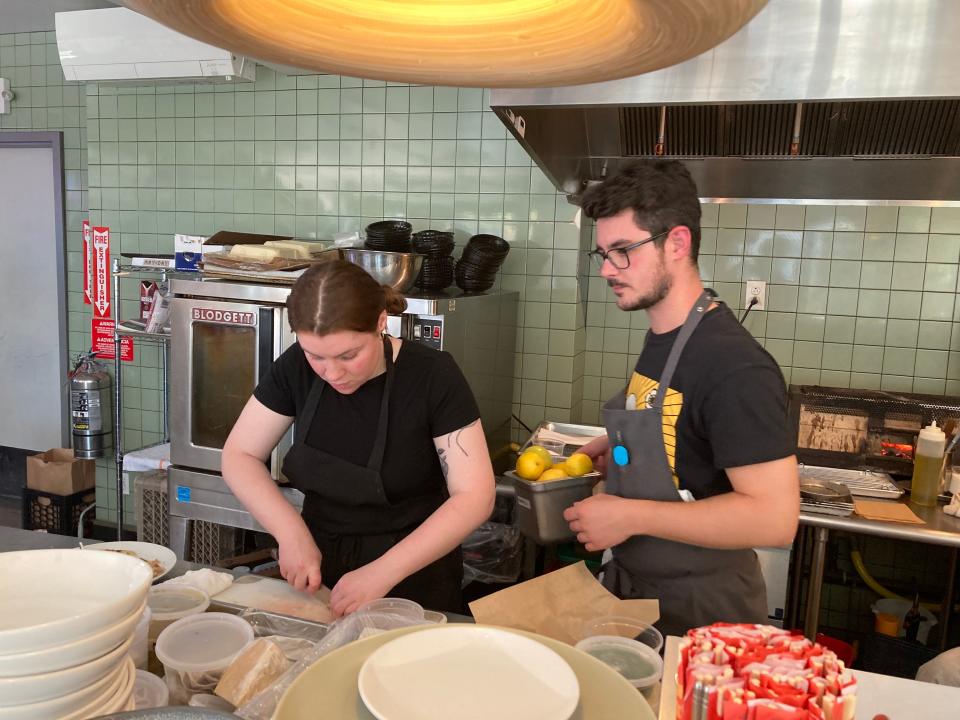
[92,227,111,319]
[91,318,134,362]
[82,220,92,305]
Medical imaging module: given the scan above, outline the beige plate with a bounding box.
[275,624,655,720]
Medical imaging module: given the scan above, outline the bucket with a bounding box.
[871,598,937,645]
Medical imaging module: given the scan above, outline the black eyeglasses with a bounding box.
[586,228,671,270]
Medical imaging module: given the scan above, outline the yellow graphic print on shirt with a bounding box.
[625,371,684,487]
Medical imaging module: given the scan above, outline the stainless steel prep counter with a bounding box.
[798,500,960,649]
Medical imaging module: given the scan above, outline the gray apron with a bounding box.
[601,291,768,637]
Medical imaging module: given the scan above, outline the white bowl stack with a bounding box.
[0,549,153,719]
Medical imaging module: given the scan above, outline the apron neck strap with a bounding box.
[294,335,396,475]
[365,336,395,472]
[651,289,714,410]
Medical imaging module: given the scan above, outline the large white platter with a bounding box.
[357,625,579,720]
[86,541,177,580]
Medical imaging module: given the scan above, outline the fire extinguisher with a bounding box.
[69,351,113,459]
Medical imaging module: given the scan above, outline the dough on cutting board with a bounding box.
[215,637,290,707]
[212,578,336,624]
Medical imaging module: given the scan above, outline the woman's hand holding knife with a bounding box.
[277,527,324,593]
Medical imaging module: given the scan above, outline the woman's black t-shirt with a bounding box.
[254,340,480,520]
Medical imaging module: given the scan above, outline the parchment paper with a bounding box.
[469,561,659,645]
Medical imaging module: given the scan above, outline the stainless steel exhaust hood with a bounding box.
[489,0,960,204]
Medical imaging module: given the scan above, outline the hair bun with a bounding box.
[382,284,408,315]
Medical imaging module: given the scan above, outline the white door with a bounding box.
[0,140,68,451]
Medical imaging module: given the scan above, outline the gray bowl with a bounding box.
[341,248,423,292]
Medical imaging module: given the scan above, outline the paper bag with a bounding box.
[469,562,659,645]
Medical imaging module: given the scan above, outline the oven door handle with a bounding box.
[261,306,292,482]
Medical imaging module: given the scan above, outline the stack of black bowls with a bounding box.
[455,234,510,293]
[412,230,456,291]
[365,220,412,252]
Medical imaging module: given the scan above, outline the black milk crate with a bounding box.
[22,488,96,536]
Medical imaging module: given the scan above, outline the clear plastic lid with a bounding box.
[155,612,254,673]
[133,669,169,709]
[147,585,210,621]
[581,615,664,654]
[357,597,424,620]
[575,635,664,689]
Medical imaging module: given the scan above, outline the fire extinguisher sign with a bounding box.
[82,220,92,305]
[92,227,111,319]
[91,318,134,362]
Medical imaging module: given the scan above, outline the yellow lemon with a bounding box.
[524,445,554,467]
[551,461,570,476]
[539,467,569,482]
[565,452,594,477]
[515,451,548,480]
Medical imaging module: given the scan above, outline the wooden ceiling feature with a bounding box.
[120,0,768,88]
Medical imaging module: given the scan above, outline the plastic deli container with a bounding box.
[155,612,253,697]
[147,585,210,643]
[581,615,664,654]
[132,669,169,709]
[422,610,448,624]
[358,597,425,621]
[575,635,664,695]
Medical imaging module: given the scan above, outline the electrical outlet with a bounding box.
[744,280,766,311]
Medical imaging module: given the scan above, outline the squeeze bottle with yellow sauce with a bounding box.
[910,420,946,507]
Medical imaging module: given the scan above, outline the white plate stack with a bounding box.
[0,549,153,719]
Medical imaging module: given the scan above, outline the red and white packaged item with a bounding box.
[140,281,158,320]
[676,623,857,720]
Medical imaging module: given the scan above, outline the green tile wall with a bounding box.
[580,203,960,424]
[4,31,960,527]
[81,67,584,478]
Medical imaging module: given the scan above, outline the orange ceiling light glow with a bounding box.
[120,0,768,87]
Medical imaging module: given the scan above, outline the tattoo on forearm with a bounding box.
[437,447,449,477]
[449,419,479,456]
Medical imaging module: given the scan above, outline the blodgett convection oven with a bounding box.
[167,277,518,559]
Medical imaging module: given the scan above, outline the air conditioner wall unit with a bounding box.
[55,7,255,84]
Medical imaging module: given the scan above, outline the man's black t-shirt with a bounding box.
[254,340,480,512]
[625,303,795,499]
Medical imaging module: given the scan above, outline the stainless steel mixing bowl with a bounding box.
[341,248,423,292]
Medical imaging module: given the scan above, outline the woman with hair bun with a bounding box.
[222,260,495,615]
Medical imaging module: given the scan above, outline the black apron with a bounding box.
[281,337,463,613]
[601,291,768,638]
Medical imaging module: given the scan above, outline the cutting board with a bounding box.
[212,575,336,624]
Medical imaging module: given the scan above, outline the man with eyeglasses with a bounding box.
[564,160,799,637]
